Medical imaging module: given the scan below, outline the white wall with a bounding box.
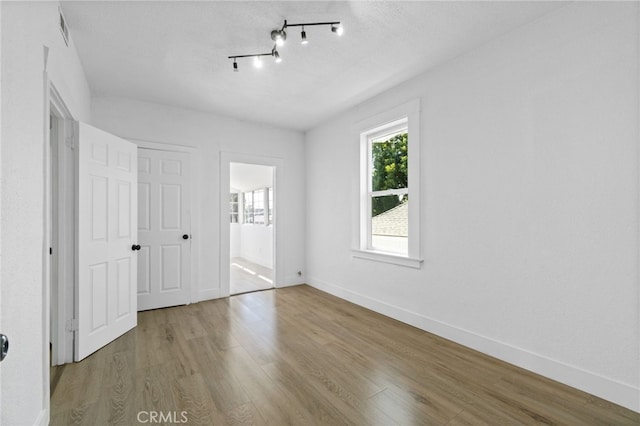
[240,224,273,269]
[230,224,241,258]
[0,1,4,418]
[305,2,640,412]
[91,97,305,300]
[1,2,91,424]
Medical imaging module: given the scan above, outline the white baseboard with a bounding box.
[307,276,640,413]
[34,409,49,426]
[198,288,220,302]
[281,275,305,287]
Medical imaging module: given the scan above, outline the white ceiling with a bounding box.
[230,162,273,192]
[61,1,566,131]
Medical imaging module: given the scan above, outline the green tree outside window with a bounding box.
[371,132,408,216]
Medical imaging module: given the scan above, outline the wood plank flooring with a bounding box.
[50,285,640,425]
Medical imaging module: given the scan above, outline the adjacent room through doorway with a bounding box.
[229,162,275,295]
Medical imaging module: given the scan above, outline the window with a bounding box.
[244,192,254,224]
[230,192,239,223]
[369,125,408,255]
[253,189,265,225]
[242,188,272,225]
[353,99,422,268]
[267,187,273,225]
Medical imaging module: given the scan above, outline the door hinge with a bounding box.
[66,319,78,332]
[65,134,75,149]
[65,125,75,149]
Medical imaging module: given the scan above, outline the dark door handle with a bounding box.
[131,244,141,251]
[0,334,8,362]
[183,234,189,240]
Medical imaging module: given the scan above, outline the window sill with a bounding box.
[351,249,423,269]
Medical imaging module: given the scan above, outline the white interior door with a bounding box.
[137,148,191,311]
[75,122,138,361]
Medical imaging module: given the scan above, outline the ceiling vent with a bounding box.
[58,6,69,46]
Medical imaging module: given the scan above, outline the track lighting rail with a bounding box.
[228,52,273,59]
[283,21,341,28]
[228,18,343,71]
[228,52,276,60]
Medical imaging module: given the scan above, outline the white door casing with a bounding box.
[137,148,191,311]
[75,122,138,361]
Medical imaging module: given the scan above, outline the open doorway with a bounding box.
[220,152,283,297]
[229,162,274,295]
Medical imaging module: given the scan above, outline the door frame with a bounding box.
[220,152,284,297]
[48,83,75,367]
[130,139,200,305]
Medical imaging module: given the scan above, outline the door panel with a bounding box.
[138,246,151,294]
[138,182,151,231]
[76,122,138,361]
[161,184,182,229]
[137,149,191,311]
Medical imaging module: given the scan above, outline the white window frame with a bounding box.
[230,192,239,223]
[243,191,254,224]
[243,187,272,226]
[352,99,423,268]
[253,188,265,225]
[267,187,273,226]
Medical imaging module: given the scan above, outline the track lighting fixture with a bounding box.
[272,48,282,63]
[227,48,281,72]
[271,29,287,47]
[228,18,342,71]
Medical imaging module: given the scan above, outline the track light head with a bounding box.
[301,27,308,45]
[331,24,344,36]
[271,29,287,47]
[273,50,282,63]
[253,56,263,68]
[233,60,238,72]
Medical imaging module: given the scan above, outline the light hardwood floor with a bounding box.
[50,285,639,425]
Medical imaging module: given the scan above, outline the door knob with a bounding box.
[0,334,8,362]
[183,234,189,240]
[131,244,141,251]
